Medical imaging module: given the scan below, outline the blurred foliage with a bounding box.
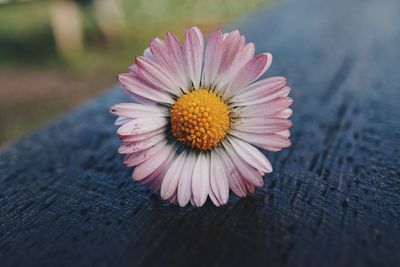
[0,0,271,145]
[0,0,269,68]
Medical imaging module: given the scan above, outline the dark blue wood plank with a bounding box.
[1,0,400,266]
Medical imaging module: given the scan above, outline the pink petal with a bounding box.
[146,150,176,189]
[228,53,273,95]
[236,97,293,118]
[263,147,282,152]
[208,186,222,207]
[273,108,293,119]
[232,76,287,102]
[160,152,187,200]
[190,197,197,207]
[202,30,224,87]
[117,73,174,104]
[143,47,155,61]
[122,87,157,105]
[230,130,292,150]
[144,180,166,192]
[222,141,264,187]
[117,117,168,136]
[119,127,166,142]
[150,175,163,193]
[177,153,196,207]
[114,116,130,126]
[218,42,255,93]
[228,136,272,173]
[110,103,168,118]
[118,133,165,154]
[129,64,140,75]
[234,86,291,106]
[150,38,173,70]
[135,56,181,95]
[218,30,242,77]
[210,151,229,205]
[184,26,204,88]
[151,37,189,90]
[165,32,190,89]
[191,153,210,207]
[231,42,255,72]
[244,180,255,194]
[123,140,167,167]
[169,194,178,203]
[132,144,175,181]
[232,118,292,133]
[277,129,291,138]
[216,148,248,197]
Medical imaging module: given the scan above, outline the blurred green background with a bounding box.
[0,0,271,146]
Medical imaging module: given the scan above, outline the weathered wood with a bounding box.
[1,0,400,266]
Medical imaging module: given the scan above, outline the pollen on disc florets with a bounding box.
[171,89,230,150]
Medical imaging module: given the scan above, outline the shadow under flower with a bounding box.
[116,189,297,266]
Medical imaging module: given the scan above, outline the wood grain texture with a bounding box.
[1,0,400,266]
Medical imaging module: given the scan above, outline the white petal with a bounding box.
[161,152,187,200]
[177,153,196,207]
[191,153,210,207]
[228,136,272,173]
[210,151,229,205]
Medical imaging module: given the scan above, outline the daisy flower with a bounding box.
[110,27,293,207]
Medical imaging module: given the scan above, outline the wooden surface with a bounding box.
[1,0,400,266]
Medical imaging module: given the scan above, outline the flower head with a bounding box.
[111,27,293,207]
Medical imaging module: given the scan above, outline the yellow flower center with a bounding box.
[171,89,230,150]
